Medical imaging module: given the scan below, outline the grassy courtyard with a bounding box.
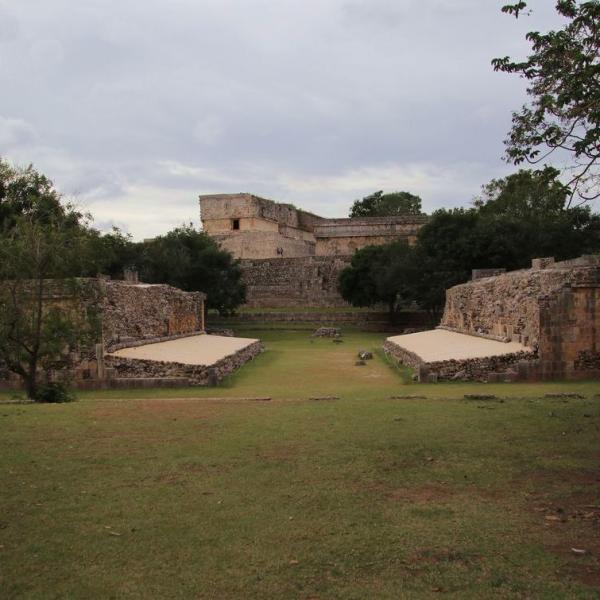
[1,330,599,598]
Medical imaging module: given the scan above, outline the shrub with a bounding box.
[35,382,75,403]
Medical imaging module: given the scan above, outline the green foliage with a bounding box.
[83,227,141,278]
[340,168,600,323]
[35,382,74,403]
[0,158,84,233]
[493,2,600,202]
[349,190,423,218]
[474,167,570,216]
[0,161,99,400]
[139,225,246,315]
[339,240,419,320]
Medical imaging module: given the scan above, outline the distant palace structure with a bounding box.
[199,193,428,260]
[199,193,428,308]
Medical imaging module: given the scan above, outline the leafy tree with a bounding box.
[83,227,141,278]
[0,215,99,400]
[139,225,246,315]
[474,167,570,216]
[338,241,419,321]
[493,1,600,203]
[349,191,423,218]
[0,158,82,232]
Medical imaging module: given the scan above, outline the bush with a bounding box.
[35,382,75,403]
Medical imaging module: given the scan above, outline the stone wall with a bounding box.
[538,268,600,379]
[0,278,207,389]
[105,340,263,385]
[439,256,600,381]
[314,216,427,256]
[200,192,429,260]
[212,231,315,259]
[102,281,205,349]
[240,256,351,307]
[441,266,575,348]
[383,340,535,382]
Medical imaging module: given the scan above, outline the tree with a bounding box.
[0,159,82,232]
[349,191,423,218]
[474,167,570,216]
[338,241,419,321]
[83,227,141,278]
[493,1,600,203]
[0,216,99,400]
[0,161,100,400]
[139,225,246,315]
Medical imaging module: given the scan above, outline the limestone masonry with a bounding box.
[199,192,428,307]
[0,278,261,389]
[386,255,600,381]
[200,192,427,259]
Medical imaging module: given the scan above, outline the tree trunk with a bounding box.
[388,301,397,325]
[24,365,39,401]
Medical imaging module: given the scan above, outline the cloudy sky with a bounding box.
[1,0,563,239]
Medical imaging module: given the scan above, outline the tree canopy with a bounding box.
[0,197,98,400]
[0,160,248,398]
[339,168,600,324]
[139,225,246,316]
[338,240,419,321]
[493,1,600,203]
[349,191,423,218]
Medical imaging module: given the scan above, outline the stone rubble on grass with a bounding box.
[312,327,341,338]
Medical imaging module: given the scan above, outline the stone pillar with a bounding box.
[123,268,139,283]
[95,343,106,380]
[200,298,205,332]
[531,257,555,270]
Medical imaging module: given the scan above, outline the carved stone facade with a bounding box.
[199,193,427,260]
[200,192,427,307]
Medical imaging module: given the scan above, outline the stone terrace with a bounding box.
[384,330,535,382]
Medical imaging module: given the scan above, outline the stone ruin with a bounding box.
[0,277,261,390]
[385,255,600,382]
[200,193,428,308]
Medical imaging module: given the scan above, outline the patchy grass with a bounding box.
[1,330,600,598]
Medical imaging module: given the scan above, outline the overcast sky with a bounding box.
[0,0,563,239]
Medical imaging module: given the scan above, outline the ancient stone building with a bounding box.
[386,255,600,381]
[0,278,206,389]
[200,193,427,259]
[199,192,428,306]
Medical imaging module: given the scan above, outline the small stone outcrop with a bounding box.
[312,327,341,338]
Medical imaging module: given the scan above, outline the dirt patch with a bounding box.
[517,469,600,587]
[357,480,455,503]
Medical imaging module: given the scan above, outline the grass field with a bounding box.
[1,330,599,598]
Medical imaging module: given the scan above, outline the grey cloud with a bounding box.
[0,0,567,239]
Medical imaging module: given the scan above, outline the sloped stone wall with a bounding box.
[438,256,600,381]
[101,281,205,349]
[441,266,575,348]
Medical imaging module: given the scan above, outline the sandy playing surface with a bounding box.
[109,335,259,366]
[386,329,530,363]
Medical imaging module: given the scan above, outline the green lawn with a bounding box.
[1,330,599,598]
